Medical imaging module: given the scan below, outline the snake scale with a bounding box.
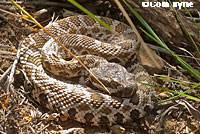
[19,15,156,126]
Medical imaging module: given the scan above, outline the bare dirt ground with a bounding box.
[0,0,200,133]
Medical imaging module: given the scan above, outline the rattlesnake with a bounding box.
[19,15,156,126]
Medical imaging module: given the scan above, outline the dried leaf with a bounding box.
[2,98,10,110]
[24,116,33,122]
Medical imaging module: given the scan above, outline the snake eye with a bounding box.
[110,80,120,88]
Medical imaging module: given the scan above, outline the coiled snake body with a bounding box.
[19,15,156,126]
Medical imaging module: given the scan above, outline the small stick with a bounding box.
[0,8,34,24]
[0,1,74,9]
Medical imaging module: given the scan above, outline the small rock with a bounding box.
[138,45,164,74]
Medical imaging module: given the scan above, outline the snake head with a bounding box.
[89,61,138,98]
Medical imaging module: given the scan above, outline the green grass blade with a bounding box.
[141,82,200,102]
[68,0,119,36]
[141,28,200,80]
[9,0,111,95]
[158,83,200,103]
[122,0,166,47]
[183,7,200,31]
[157,77,191,86]
[122,0,200,81]
[168,0,200,56]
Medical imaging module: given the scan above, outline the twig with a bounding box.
[36,123,50,134]
[146,43,170,55]
[2,42,21,93]
[0,66,12,90]
[176,99,200,122]
[159,104,179,125]
[114,0,161,69]
[10,0,111,94]
[0,8,34,24]
[0,68,4,74]
[0,1,75,9]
